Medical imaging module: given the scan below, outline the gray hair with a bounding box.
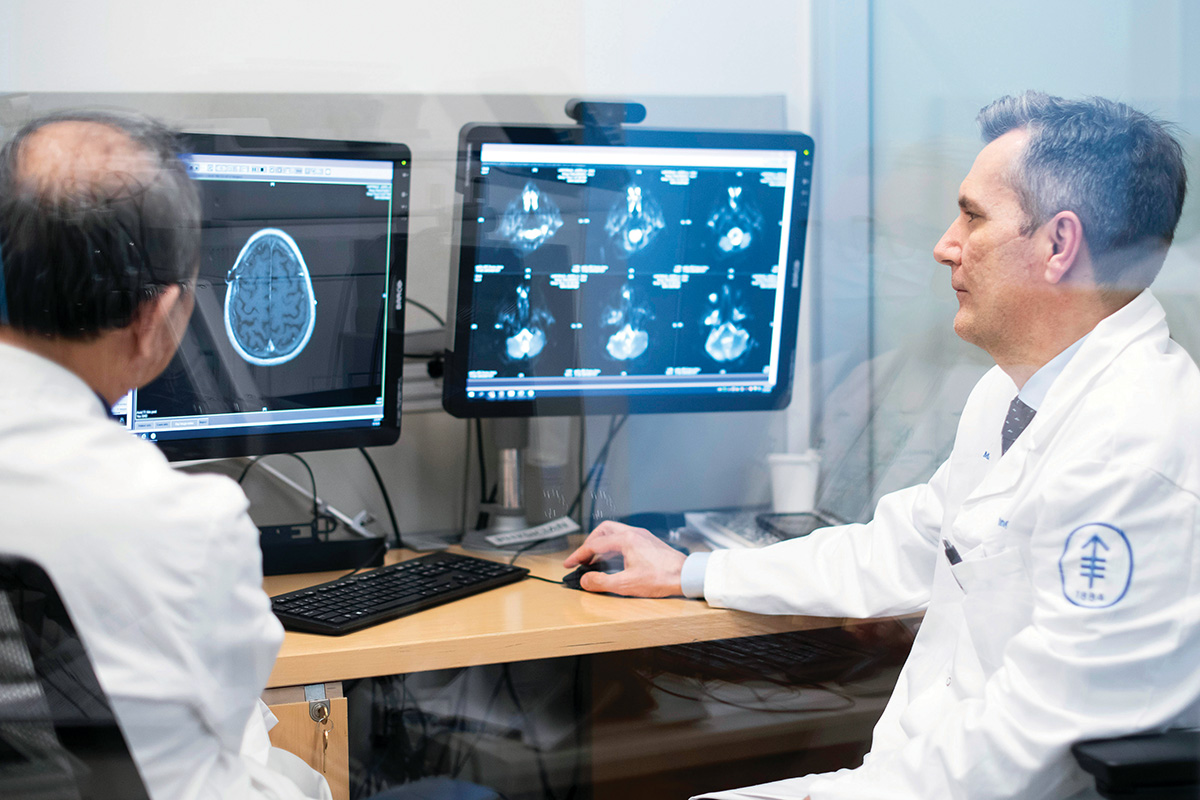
[0,109,200,338]
[977,91,1186,288]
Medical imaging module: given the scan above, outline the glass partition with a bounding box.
[3,1,1198,797]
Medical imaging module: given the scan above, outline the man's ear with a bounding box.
[128,284,183,371]
[1042,210,1085,284]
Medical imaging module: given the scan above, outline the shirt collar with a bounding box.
[1018,334,1088,411]
[0,341,121,422]
[93,390,121,420]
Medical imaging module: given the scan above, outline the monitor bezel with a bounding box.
[443,123,813,418]
[150,133,408,462]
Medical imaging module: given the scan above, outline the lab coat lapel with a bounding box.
[1010,290,1164,456]
[950,375,1027,506]
[960,291,1164,506]
[961,431,1028,503]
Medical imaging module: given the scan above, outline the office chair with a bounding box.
[0,555,151,800]
[1072,729,1200,799]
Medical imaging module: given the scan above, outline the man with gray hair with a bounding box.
[566,91,1200,799]
[0,111,330,799]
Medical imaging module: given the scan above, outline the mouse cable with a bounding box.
[507,536,549,567]
[358,447,404,551]
[504,535,567,575]
[505,532,583,574]
[332,536,389,582]
[524,573,564,584]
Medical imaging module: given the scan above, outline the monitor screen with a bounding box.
[443,125,813,417]
[112,134,410,461]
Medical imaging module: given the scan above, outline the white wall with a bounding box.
[0,1,810,111]
[0,1,818,536]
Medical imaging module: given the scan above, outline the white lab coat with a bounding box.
[0,342,331,800]
[700,290,1200,800]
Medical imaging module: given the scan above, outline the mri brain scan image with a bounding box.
[703,284,753,362]
[497,182,564,253]
[223,228,317,367]
[605,185,665,256]
[498,284,555,361]
[706,186,764,256]
[602,283,654,361]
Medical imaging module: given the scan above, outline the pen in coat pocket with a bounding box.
[942,539,965,590]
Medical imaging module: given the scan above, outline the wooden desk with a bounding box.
[262,546,860,799]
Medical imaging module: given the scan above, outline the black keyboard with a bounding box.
[271,551,529,636]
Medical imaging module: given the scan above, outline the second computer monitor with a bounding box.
[115,134,410,460]
[443,124,814,417]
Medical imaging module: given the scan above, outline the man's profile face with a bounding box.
[933,130,1044,359]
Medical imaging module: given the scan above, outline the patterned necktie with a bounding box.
[1002,396,1036,455]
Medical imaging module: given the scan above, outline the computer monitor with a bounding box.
[112,134,410,461]
[443,124,813,418]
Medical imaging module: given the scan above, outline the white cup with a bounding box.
[768,450,821,513]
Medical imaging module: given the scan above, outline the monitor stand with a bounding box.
[459,418,569,555]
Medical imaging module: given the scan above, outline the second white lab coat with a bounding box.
[700,290,1200,800]
[0,342,330,800]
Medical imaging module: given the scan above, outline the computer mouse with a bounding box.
[562,555,625,591]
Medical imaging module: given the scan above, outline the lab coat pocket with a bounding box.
[951,546,1033,676]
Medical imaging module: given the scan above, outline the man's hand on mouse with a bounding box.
[563,521,687,597]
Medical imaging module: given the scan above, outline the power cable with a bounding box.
[405,297,446,327]
[359,447,403,550]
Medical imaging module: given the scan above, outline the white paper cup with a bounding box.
[768,451,821,513]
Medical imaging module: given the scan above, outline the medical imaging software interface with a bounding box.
[461,142,801,404]
[113,152,400,444]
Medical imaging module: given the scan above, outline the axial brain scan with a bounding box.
[602,283,654,360]
[223,228,317,367]
[703,284,753,362]
[498,284,555,361]
[707,186,764,256]
[605,184,665,256]
[498,182,564,253]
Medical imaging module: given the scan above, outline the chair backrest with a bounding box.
[0,555,150,800]
[1073,730,1200,800]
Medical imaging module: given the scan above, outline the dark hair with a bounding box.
[977,91,1187,288]
[0,109,200,339]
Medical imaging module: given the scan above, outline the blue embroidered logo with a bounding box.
[983,451,991,461]
[998,518,1009,528]
[1059,523,1133,608]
